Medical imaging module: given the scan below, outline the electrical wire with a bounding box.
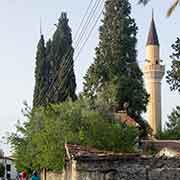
[35,0,104,107]
[34,0,98,106]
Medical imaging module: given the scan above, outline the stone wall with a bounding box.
[43,155,180,180]
[44,171,65,180]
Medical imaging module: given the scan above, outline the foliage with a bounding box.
[33,12,77,107]
[167,0,180,16]
[48,12,77,103]
[137,0,150,5]
[9,100,138,172]
[138,0,180,16]
[83,0,148,129]
[157,106,180,140]
[0,163,5,177]
[166,37,180,93]
[157,38,180,140]
[33,35,47,107]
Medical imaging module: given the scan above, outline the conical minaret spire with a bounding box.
[143,12,165,135]
[146,11,159,46]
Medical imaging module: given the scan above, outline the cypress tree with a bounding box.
[83,0,148,125]
[33,35,47,107]
[33,13,77,106]
[45,39,53,89]
[50,12,77,103]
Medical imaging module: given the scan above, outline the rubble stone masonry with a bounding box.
[42,155,180,180]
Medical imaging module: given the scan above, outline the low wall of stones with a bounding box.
[44,171,65,180]
[43,156,180,180]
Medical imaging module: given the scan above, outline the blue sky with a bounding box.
[0,0,179,154]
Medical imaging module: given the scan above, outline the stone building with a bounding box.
[41,144,180,180]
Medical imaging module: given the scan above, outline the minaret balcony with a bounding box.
[143,64,165,80]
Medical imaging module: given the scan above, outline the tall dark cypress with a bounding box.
[83,0,148,125]
[33,13,77,107]
[33,35,47,107]
[49,12,77,103]
[45,39,53,88]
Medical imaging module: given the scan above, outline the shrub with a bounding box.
[9,100,138,172]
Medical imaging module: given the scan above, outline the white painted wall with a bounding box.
[0,157,18,180]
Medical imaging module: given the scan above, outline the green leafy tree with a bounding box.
[157,106,180,140]
[157,39,180,140]
[167,106,180,131]
[33,35,47,107]
[50,12,77,103]
[83,0,148,128]
[9,100,138,172]
[167,37,180,93]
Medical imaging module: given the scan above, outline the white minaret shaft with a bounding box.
[144,15,165,135]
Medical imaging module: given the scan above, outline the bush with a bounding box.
[156,106,180,140]
[9,100,138,172]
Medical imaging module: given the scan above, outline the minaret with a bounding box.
[144,13,165,135]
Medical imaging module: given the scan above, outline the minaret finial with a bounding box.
[152,8,154,19]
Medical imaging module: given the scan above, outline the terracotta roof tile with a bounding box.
[65,144,140,160]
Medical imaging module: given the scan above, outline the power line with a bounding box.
[44,6,104,105]
[51,0,103,87]
[74,0,102,50]
[43,9,104,105]
[73,0,94,41]
[49,7,104,102]
[44,3,147,106]
[75,3,104,60]
[34,0,98,106]
[35,0,104,107]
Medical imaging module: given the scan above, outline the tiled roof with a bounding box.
[121,115,137,127]
[0,156,14,161]
[116,111,138,127]
[66,144,120,157]
[65,144,140,160]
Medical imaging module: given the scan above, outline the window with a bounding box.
[6,164,11,171]
[7,173,11,179]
